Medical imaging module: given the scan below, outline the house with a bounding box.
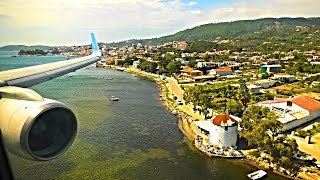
[194,114,238,147]
[313,52,320,60]
[230,84,261,95]
[208,67,232,76]
[247,84,262,95]
[272,73,296,82]
[260,64,282,73]
[180,68,203,78]
[253,79,276,88]
[197,61,218,69]
[258,96,320,131]
[173,41,188,50]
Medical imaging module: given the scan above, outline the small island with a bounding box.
[18,49,48,56]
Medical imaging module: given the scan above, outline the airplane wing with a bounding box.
[0,33,101,88]
[0,33,102,163]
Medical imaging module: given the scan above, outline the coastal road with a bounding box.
[167,78,184,100]
[167,77,204,120]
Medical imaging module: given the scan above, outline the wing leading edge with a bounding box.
[0,33,101,88]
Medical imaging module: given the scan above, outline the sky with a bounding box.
[0,0,320,46]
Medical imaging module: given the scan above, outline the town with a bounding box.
[91,38,320,179]
[13,29,320,179]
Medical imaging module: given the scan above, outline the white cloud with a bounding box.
[0,0,206,44]
[0,0,320,45]
[185,1,198,6]
[205,0,320,23]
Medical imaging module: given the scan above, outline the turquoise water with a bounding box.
[0,52,286,180]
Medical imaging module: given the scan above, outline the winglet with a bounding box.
[91,33,101,56]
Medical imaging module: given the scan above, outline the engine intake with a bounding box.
[0,86,77,161]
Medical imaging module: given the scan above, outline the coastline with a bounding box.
[113,66,319,180]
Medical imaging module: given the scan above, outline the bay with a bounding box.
[0,53,286,179]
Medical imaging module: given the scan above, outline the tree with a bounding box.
[166,61,181,75]
[240,105,299,170]
[138,59,157,73]
[236,82,251,110]
[183,86,213,118]
[123,57,134,65]
[188,59,196,68]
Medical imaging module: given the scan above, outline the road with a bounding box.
[167,77,204,120]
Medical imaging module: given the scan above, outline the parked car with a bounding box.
[176,99,183,105]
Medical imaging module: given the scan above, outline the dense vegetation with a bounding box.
[18,49,48,55]
[108,17,320,52]
[183,80,251,117]
[241,106,299,171]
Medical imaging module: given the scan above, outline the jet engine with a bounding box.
[0,86,77,161]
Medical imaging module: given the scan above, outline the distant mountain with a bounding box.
[107,17,320,47]
[0,45,53,51]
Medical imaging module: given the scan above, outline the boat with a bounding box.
[247,170,267,180]
[106,77,113,80]
[109,96,119,101]
[116,67,125,71]
[69,74,73,77]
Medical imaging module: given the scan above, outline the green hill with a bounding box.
[0,45,52,51]
[108,17,320,48]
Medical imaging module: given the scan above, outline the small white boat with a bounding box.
[106,77,113,80]
[247,170,267,180]
[109,96,119,101]
[116,67,125,71]
[69,74,73,77]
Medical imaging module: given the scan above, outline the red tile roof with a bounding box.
[214,67,232,72]
[291,96,320,112]
[181,68,193,73]
[211,114,237,127]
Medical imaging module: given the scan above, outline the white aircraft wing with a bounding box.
[0,33,101,88]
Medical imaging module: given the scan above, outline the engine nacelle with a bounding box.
[0,86,77,161]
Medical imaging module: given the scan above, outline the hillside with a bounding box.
[0,45,52,51]
[108,17,320,48]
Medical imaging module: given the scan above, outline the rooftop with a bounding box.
[261,64,282,68]
[211,114,237,127]
[291,96,320,112]
[213,67,232,72]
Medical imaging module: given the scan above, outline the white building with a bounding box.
[132,61,139,68]
[230,84,261,95]
[273,73,296,82]
[247,84,262,95]
[194,114,238,147]
[208,67,232,76]
[258,96,320,131]
[253,79,276,88]
[260,64,282,73]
